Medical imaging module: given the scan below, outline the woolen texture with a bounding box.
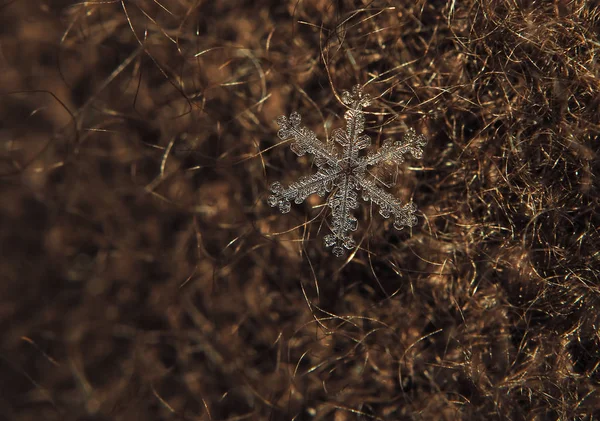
[1,0,599,420]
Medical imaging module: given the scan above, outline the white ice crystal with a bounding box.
[268,85,426,257]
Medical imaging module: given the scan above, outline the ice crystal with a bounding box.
[268,85,426,257]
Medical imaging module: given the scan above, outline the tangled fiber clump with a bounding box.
[0,0,599,420]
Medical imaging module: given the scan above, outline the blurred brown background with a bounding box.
[1,0,599,420]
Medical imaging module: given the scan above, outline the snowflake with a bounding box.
[268,85,426,257]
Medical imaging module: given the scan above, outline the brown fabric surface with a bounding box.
[1,0,599,420]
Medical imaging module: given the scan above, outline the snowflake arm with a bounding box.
[360,127,426,170]
[358,177,418,230]
[267,167,338,213]
[323,175,360,257]
[276,112,338,167]
[333,109,371,166]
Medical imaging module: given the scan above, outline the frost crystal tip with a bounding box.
[268,85,426,257]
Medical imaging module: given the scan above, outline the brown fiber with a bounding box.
[1,0,599,420]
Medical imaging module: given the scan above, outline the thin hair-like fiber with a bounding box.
[0,0,599,420]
